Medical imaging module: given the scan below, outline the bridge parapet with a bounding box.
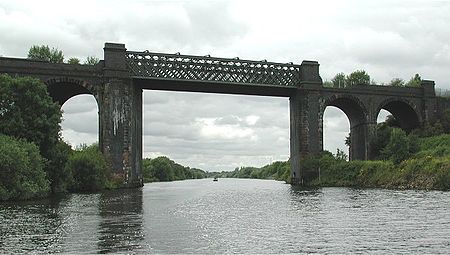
[125,50,302,87]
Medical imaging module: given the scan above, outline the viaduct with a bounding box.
[1,43,448,186]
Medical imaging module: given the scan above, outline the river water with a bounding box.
[0,178,449,254]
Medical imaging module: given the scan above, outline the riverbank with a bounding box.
[212,134,450,191]
[310,134,449,191]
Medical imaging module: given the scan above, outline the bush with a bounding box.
[46,140,73,193]
[66,144,110,192]
[0,135,50,200]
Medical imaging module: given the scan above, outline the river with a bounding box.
[1,178,449,254]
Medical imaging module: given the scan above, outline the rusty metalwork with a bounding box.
[125,51,301,87]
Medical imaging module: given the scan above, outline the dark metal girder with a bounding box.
[126,51,301,87]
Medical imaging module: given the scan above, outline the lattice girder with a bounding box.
[125,51,301,87]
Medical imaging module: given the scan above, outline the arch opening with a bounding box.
[323,106,350,159]
[323,96,368,160]
[377,100,420,132]
[61,95,99,148]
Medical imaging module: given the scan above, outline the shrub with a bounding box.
[66,144,110,192]
[0,135,50,200]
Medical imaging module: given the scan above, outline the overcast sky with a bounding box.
[1,0,450,171]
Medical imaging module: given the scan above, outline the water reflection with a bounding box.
[0,194,69,253]
[97,188,145,253]
[288,186,323,212]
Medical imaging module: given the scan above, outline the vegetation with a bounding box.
[324,70,371,88]
[208,161,290,182]
[0,75,116,200]
[306,134,450,190]
[28,45,64,63]
[66,144,113,192]
[0,74,72,194]
[305,110,450,190]
[142,156,206,182]
[27,45,99,65]
[0,135,49,201]
[323,70,423,88]
[85,56,100,65]
[67,57,81,65]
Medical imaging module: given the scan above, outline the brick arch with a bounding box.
[45,77,98,106]
[320,94,370,160]
[375,97,421,131]
[321,94,369,128]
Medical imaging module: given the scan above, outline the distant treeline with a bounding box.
[142,156,207,182]
[207,161,290,181]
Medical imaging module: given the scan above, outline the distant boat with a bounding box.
[213,177,218,181]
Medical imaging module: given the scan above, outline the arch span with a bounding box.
[376,98,421,132]
[46,78,96,106]
[322,95,369,160]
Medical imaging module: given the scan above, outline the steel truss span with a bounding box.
[125,51,301,87]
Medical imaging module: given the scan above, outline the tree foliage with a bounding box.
[0,134,50,201]
[389,78,405,87]
[331,72,346,88]
[211,160,291,181]
[142,156,206,182]
[85,56,100,65]
[0,75,62,156]
[28,45,64,63]
[66,144,110,192]
[67,57,81,64]
[46,140,73,193]
[382,128,410,164]
[327,70,371,88]
[406,74,421,87]
[346,70,370,86]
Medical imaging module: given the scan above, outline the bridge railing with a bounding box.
[125,51,301,87]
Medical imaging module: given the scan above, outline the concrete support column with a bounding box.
[289,61,322,185]
[99,43,143,188]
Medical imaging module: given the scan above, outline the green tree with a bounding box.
[46,140,73,193]
[406,74,421,87]
[0,75,62,155]
[382,128,410,164]
[335,149,348,161]
[28,45,64,63]
[389,78,405,87]
[0,75,66,192]
[332,72,346,88]
[0,134,50,200]
[346,70,370,87]
[66,144,110,192]
[370,122,394,159]
[67,57,81,64]
[85,56,100,65]
[151,156,175,181]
